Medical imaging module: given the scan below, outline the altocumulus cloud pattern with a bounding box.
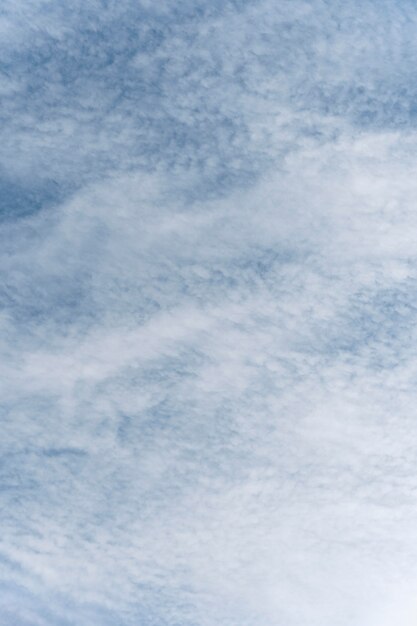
[2,1,417,625]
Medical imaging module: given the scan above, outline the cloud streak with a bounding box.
[2,1,417,625]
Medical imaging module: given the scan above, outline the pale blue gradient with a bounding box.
[2,1,417,625]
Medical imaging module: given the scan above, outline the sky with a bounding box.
[2,1,417,624]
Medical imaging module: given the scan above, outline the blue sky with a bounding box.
[2,1,417,625]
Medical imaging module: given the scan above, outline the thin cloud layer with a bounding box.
[2,1,417,625]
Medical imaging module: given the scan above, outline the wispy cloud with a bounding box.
[2,1,417,625]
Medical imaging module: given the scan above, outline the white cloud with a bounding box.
[3,2,417,625]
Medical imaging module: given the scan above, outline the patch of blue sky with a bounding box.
[0,579,123,626]
[0,0,269,222]
[304,282,417,364]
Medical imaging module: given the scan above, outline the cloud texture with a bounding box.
[2,1,417,625]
